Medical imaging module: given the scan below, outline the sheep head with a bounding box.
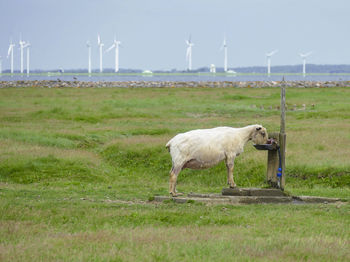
[251,125,268,145]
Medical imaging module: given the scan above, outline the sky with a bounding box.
[0,0,349,71]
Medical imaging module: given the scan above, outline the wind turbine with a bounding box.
[266,49,278,77]
[186,35,194,71]
[19,35,26,74]
[7,40,15,75]
[299,51,312,77]
[0,56,2,76]
[97,34,104,73]
[221,36,228,72]
[105,36,122,73]
[87,41,92,74]
[24,42,31,76]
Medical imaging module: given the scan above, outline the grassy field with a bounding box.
[0,86,349,261]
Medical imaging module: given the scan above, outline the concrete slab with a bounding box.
[222,187,287,197]
[153,195,237,204]
[292,196,341,203]
[154,195,294,204]
[188,193,227,198]
[153,192,345,205]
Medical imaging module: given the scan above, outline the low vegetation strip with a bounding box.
[0,86,349,261]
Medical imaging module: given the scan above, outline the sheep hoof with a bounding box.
[170,192,184,197]
[229,184,237,188]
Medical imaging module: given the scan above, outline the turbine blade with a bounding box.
[105,44,115,53]
[305,51,312,57]
[300,51,312,58]
[267,49,278,56]
[7,45,13,57]
[97,34,101,45]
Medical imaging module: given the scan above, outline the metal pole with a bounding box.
[27,47,30,77]
[279,77,286,190]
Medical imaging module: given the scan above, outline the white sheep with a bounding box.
[165,124,268,196]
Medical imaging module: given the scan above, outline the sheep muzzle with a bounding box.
[252,127,268,145]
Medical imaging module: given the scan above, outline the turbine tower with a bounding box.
[24,42,31,76]
[97,34,104,73]
[221,36,228,72]
[266,49,278,77]
[299,52,312,77]
[186,35,194,71]
[7,40,15,75]
[87,41,92,74]
[19,35,26,74]
[0,56,2,76]
[106,36,122,73]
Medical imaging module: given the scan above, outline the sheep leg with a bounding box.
[169,166,181,197]
[225,158,237,188]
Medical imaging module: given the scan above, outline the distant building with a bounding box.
[227,70,237,75]
[142,70,153,74]
[210,64,216,73]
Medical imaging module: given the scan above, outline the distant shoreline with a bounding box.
[1,80,349,88]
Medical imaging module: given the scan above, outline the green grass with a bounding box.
[0,86,349,261]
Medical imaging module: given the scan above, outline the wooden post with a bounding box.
[279,81,286,190]
[266,132,279,187]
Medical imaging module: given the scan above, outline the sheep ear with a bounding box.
[256,127,262,131]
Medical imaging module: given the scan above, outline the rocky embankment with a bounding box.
[1,80,350,88]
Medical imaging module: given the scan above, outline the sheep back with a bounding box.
[166,127,247,168]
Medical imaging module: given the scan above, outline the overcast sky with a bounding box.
[0,0,349,70]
